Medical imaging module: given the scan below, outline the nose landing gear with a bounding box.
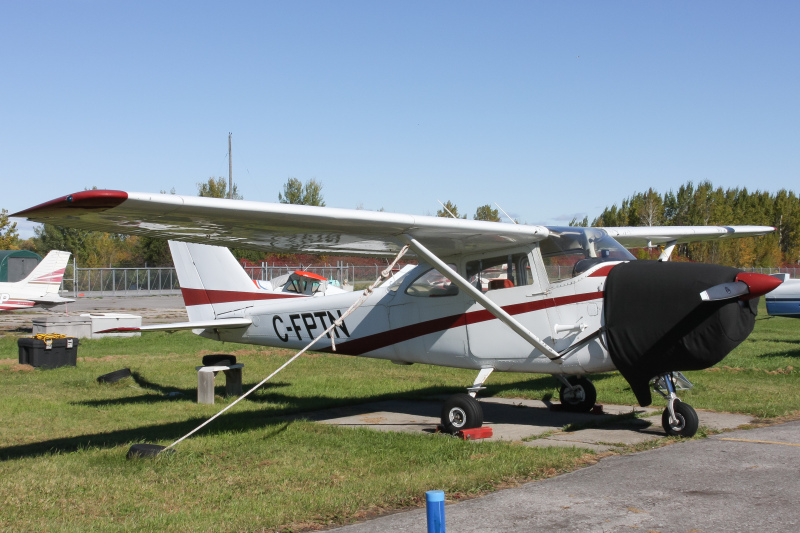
[652,372,699,438]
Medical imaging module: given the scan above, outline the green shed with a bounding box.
[0,250,43,282]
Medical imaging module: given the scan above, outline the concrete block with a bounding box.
[33,317,93,339]
[80,313,142,338]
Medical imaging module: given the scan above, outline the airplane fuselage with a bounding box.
[201,260,617,377]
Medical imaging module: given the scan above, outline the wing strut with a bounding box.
[400,235,562,363]
[658,240,677,261]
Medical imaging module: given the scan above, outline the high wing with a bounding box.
[13,190,551,258]
[604,226,775,247]
[14,190,775,259]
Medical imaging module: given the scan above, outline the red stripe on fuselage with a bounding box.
[322,291,604,356]
[181,287,304,306]
[0,300,35,310]
[589,264,616,277]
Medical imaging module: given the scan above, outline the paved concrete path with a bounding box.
[0,295,187,333]
[302,397,752,452]
[329,420,800,532]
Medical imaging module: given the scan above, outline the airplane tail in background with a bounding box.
[20,250,71,296]
[168,241,298,322]
[0,250,73,310]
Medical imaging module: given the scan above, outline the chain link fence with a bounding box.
[63,262,403,296]
[61,262,798,298]
[742,267,800,278]
[63,264,181,296]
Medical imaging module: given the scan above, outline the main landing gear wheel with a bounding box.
[662,400,699,438]
[441,393,483,434]
[558,376,597,412]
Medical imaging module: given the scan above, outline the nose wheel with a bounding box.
[653,372,699,438]
[662,399,699,437]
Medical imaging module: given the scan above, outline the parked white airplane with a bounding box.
[765,273,800,318]
[254,270,351,296]
[0,250,73,310]
[14,190,782,437]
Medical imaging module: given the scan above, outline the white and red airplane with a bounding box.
[254,269,351,296]
[14,190,782,437]
[0,250,73,311]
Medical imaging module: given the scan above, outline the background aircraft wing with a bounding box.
[603,225,775,247]
[14,190,550,258]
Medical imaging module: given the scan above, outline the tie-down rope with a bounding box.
[165,244,410,450]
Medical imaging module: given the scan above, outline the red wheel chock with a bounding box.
[436,426,493,440]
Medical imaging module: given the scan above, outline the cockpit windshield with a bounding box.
[539,227,635,283]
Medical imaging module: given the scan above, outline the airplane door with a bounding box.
[465,251,553,361]
[387,265,471,365]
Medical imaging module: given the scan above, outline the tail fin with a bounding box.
[169,241,298,321]
[21,250,71,295]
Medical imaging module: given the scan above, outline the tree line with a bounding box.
[589,181,798,267]
[1,179,797,268]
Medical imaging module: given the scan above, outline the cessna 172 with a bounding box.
[0,250,73,311]
[14,190,782,437]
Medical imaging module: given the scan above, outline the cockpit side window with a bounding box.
[540,227,635,283]
[405,265,459,297]
[465,253,533,292]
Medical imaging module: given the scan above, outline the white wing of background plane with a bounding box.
[604,225,775,247]
[13,190,551,258]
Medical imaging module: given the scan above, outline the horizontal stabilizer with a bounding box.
[96,317,252,333]
[29,295,75,305]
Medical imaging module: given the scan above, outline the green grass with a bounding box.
[2,301,800,532]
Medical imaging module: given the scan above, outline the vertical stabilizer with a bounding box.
[20,250,71,296]
[168,241,296,322]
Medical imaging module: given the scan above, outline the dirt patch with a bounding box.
[2,363,35,372]
[77,355,128,362]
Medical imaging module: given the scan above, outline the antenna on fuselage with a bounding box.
[495,203,517,224]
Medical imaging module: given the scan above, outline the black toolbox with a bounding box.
[18,337,79,369]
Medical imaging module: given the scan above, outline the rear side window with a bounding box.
[466,253,532,292]
[405,266,459,297]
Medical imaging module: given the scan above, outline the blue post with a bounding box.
[426,490,445,533]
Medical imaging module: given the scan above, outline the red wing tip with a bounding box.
[12,190,129,218]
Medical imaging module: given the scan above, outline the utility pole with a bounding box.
[228,132,233,199]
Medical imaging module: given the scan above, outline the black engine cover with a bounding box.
[604,261,758,406]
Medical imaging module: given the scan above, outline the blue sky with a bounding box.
[3,1,798,238]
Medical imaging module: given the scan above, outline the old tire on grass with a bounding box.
[202,354,236,366]
[97,368,132,384]
[127,443,174,459]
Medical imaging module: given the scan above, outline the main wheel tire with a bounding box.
[662,401,699,438]
[440,393,483,434]
[558,376,597,412]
